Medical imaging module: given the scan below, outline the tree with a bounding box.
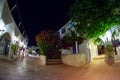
[62,29,84,48]
[36,30,62,59]
[69,0,120,39]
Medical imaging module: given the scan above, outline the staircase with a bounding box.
[46,59,62,65]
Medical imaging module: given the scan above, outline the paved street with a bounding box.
[0,56,120,80]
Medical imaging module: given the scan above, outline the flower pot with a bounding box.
[39,55,46,65]
[105,56,114,66]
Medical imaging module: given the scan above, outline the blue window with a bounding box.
[61,28,66,34]
[70,22,74,28]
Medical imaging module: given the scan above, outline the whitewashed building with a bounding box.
[58,20,120,67]
[0,0,28,58]
[58,21,91,67]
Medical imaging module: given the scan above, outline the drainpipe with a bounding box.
[75,41,78,54]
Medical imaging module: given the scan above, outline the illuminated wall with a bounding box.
[0,0,27,57]
[100,25,120,44]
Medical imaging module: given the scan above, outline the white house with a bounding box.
[58,20,120,67]
[0,0,28,59]
[58,21,91,67]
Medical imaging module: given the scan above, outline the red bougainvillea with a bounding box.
[35,30,62,59]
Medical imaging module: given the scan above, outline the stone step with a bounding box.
[93,55,105,60]
[47,59,62,65]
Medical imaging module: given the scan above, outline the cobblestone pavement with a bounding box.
[0,57,120,80]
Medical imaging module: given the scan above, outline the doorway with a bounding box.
[98,44,105,55]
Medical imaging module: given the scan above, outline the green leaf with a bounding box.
[68,0,120,39]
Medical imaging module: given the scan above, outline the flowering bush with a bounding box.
[36,30,62,59]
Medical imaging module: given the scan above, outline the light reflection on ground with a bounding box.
[0,57,120,80]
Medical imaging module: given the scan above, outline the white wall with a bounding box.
[0,0,27,56]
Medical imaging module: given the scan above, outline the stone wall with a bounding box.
[61,53,87,67]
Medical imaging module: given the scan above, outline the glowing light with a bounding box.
[20,42,24,47]
[13,36,19,43]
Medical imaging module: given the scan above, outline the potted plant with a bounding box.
[10,43,19,59]
[36,30,63,65]
[105,44,114,65]
[36,32,51,65]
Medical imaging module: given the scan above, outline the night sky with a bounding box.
[8,0,75,46]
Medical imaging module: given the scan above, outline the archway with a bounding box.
[0,32,11,55]
[95,38,105,55]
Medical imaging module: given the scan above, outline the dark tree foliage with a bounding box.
[69,0,120,39]
[62,29,84,48]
